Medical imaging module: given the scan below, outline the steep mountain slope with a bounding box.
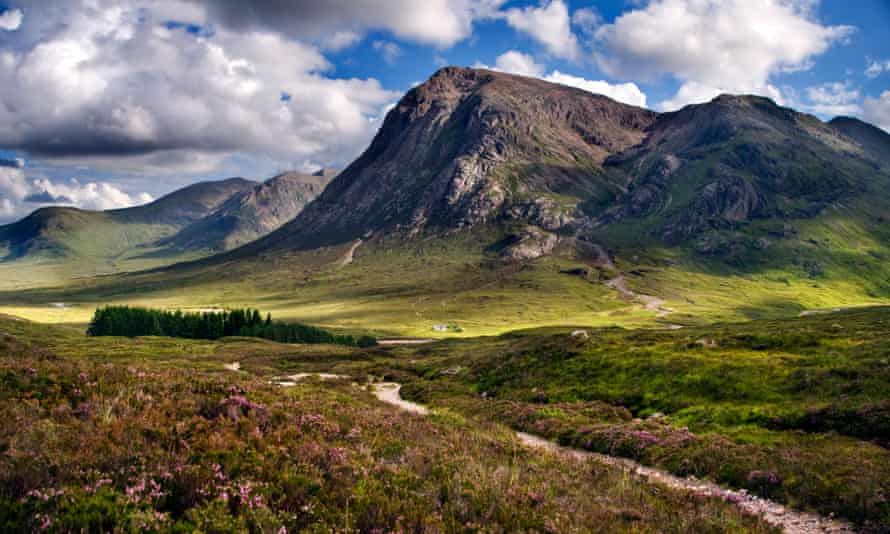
[161,170,336,251]
[0,178,256,262]
[240,67,656,254]
[112,177,257,225]
[241,68,890,265]
[829,116,890,165]
[596,95,887,247]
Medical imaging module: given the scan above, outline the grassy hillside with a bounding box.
[2,212,889,336]
[0,317,774,532]
[372,308,890,529]
[0,179,258,287]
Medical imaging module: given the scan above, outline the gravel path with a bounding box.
[371,382,856,534]
[378,338,436,346]
[371,383,428,414]
[336,239,363,267]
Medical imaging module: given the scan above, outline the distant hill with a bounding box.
[0,178,256,262]
[160,170,336,251]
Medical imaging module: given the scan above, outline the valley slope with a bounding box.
[3,67,890,333]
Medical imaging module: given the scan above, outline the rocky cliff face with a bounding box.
[244,67,656,255]
[239,67,890,261]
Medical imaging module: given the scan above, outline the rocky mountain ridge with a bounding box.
[239,67,890,262]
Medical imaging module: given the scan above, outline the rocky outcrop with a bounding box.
[506,197,578,232]
[500,227,559,261]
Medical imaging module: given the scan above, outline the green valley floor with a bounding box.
[2,306,889,531]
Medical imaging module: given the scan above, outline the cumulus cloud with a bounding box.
[803,82,861,117]
[493,50,545,77]
[323,30,362,52]
[0,7,23,31]
[372,40,402,64]
[0,168,29,203]
[863,92,890,133]
[594,0,854,109]
[0,0,400,176]
[865,58,890,79]
[544,71,647,108]
[479,51,647,108]
[0,163,154,222]
[192,0,504,48]
[28,178,153,211]
[503,0,580,60]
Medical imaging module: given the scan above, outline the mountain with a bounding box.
[111,177,257,225]
[596,95,886,248]
[0,178,257,262]
[160,170,336,251]
[5,67,890,333]
[239,68,889,264]
[240,67,656,255]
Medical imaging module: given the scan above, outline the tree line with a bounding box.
[86,306,377,347]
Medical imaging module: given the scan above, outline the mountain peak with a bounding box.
[241,67,657,253]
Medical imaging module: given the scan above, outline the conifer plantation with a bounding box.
[87,306,377,348]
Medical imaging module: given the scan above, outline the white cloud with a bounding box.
[195,0,505,48]
[0,167,29,202]
[571,7,601,36]
[503,0,580,60]
[323,30,361,51]
[659,81,785,111]
[544,71,647,107]
[494,50,545,77]
[865,58,890,79]
[803,82,861,117]
[29,178,154,211]
[595,0,854,108]
[0,198,15,218]
[0,0,401,176]
[0,164,154,222]
[863,91,890,133]
[372,40,402,64]
[478,51,647,108]
[0,8,23,31]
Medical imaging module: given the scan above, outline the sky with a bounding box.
[0,0,889,223]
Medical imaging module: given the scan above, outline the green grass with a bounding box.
[0,317,775,533]
[371,307,890,529]
[0,229,656,336]
[1,201,889,337]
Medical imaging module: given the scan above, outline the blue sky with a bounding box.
[0,0,888,222]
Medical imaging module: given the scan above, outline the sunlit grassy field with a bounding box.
[3,214,889,338]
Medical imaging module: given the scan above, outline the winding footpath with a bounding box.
[369,382,856,534]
